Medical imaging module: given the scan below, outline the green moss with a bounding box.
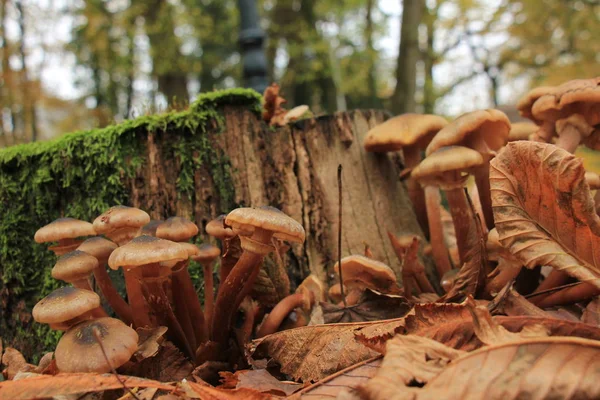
[0,88,261,360]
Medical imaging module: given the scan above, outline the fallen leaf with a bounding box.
[180,379,271,399]
[122,341,193,382]
[135,326,169,361]
[362,336,600,400]
[1,347,35,380]
[0,373,174,400]
[583,297,600,326]
[490,142,600,288]
[251,252,290,308]
[220,369,302,396]
[488,284,553,318]
[321,289,411,323]
[291,356,382,399]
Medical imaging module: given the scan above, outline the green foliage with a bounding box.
[0,88,261,359]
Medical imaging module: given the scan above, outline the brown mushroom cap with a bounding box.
[517,86,555,124]
[283,105,310,124]
[156,217,199,242]
[206,214,236,239]
[192,243,221,264]
[54,317,138,373]
[225,206,305,243]
[108,235,189,270]
[509,122,538,142]
[32,287,100,325]
[426,109,511,157]
[34,218,96,244]
[412,146,484,188]
[296,275,326,308]
[52,250,99,283]
[93,206,150,234]
[585,172,600,190]
[328,283,345,303]
[364,113,448,152]
[333,255,397,292]
[137,220,164,237]
[76,237,117,264]
[532,77,600,124]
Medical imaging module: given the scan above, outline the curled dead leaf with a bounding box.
[1,347,35,380]
[583,297,600,326]
[321,289,411,323]
[490,142,600,289]
[219,369,302,397]
[180,379,271,399]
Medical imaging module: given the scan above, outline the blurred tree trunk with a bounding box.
[391,0,423,115]
[15,0,37,142]
[364,0,381,109]
[0,0,6,145]
[138,0,189,107]
[422,4,435,114]
[0,0,18,145]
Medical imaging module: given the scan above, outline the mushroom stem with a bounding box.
[123,269,152,328]
[555,125,584,153]
[202,262,215,331]
[473,165,495,231]
[532,269,569,300]
[256,293,306,338]
[51,239,83,256]
[536,282,600,308]
[404,147,429,237]
[171,263,207,345]
[424,185,452,276]
[93,265,133,325]
[444,186,476,266]
[219,236,242,283]
[171,262,199,351]
[211,229,274,345]
[484,259,522,296]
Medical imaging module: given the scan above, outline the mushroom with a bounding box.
[76,237,132,324]
[52,250,100,292]
[206,214,238,282]
[364,113,449,236]
[412,146,484,266]
[32,287,104,330]
[191,244,221,338]
[93,206,150,246]
[156,216,199,242]
[440,269,460,293]
[516,85,556,142]
[483,228,522,296]
[108,235,192,356]
[54,317,138,373]
[426,109,511,230]
[387,233,435,297]
[531,77,600,153]
[328,283,345,303]
[210,206,305,346]
[508,122,538,142]
[34,218,96,256]
[137,220,164,237]
[333,254,399,304]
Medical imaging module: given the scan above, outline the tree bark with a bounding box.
[391,0,424,114]
[365,0,381,109]
[126,107,432,284]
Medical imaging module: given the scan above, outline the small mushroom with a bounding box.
[156,216,199,242]
[192,244,221,337]
[509,122,538,142]
[412,146,483,266]
[364,113,449,236]
[34,218,96,256]
[426,109,510,230]
[516,85,556,142]
[206,214,238,282]
[52,250,100,292]
[211,206,305,347]
[137,220,164,237]
[76,237,132,324]
[333,255,398,300]
[387,234,435,297]
[328,283,345,304]
[54,317,138,373]
[93,206,150,246]
[33,287,104,330]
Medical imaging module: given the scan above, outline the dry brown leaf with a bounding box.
[135,326,169,361]
[291,356,381,399]
[180,379,272,399]
[0,373,174,399]
[220,369,302,396]
[122,341,193,382]
[251,253,290,308]
[488,284,554,318]
[583,297,600,326]
[490,142,600,288]
[363,336,600,400]
[322,290,411,323]
[1,347,35,380]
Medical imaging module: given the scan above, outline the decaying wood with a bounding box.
[126,106,429,284]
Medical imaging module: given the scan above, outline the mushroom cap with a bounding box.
[296,275,326,304]
[32,287,100,324]
[509,122,538,142]
[412,146,484,188]
[205,215,236,239]
[108,235,189,270]
[364,113,448,152]
[179,242,202,257]
[333,255,397,292]
[93,206,150,234]
[192,243,221,264]
[585,172,600,190]
[426,109,511,156]
[517,86,555,123]
[55,317,138,373]
[328,283,345,303]
[283,105,310,124]
[76,237,117,263]
[225,206,305,243]
[52,250,99,283]
[532,77,600,124]
[137,220,164,237]
[156,217,199,242]
[34,218,96,244]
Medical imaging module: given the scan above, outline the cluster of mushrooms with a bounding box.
[28,75,599,376]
